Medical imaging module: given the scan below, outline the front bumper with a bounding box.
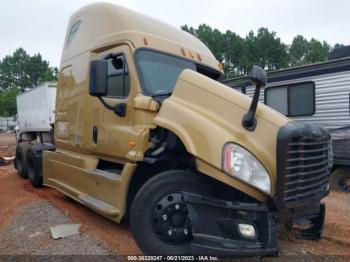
[183,192,325,257]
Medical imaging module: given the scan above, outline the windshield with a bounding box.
[135,50,221,96]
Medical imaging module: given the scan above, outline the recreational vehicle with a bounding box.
[223,47,350,192]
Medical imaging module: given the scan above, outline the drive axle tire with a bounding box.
[130,170,213,255]
[15,143,31,178]
[26,148,43,188]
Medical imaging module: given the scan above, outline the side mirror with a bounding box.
[242,65,267,131]
[89,59,108,97]
[250,65,267,88]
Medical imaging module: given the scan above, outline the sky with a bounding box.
[0,0,349,68]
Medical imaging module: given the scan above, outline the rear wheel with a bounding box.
[26,148,43,188]
[130,170,213,255]
[15,143,30,178]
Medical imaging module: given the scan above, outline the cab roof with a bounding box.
[61,2,222,73]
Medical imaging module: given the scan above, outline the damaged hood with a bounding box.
[153,69,291,198]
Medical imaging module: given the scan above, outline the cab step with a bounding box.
[84,168,122,181]
[78,194,120,216]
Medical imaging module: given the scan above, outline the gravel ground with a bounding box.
[0,200,120,260]
[1,132,350,260]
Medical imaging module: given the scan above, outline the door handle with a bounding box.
[93,126,98,144]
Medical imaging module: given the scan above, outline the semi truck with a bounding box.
[15,82,56,184]
[14,3,332,256]
[223,47,350,193]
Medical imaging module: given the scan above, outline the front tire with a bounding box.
[130,170,213,255]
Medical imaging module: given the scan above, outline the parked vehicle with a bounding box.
[0,117,16,132]
[14,3,332,256]
[14,82,56,181]
[15,82,57,142]
[223,47,350,192]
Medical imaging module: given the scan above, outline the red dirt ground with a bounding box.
[1,132,350,258]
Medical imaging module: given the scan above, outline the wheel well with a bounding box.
[123,129,257,221]
[124,129,196,221]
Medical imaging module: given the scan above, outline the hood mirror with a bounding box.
[242,65,267,131]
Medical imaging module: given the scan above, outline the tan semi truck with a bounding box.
[15,3,332,256]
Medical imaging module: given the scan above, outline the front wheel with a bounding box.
[130,170,213,255]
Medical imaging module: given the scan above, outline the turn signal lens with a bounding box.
[143,37,148,45]
[180,48,186,56]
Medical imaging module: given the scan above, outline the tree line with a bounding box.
[0,26,344,116]
[0,48,57,116]
[182,25,343,78]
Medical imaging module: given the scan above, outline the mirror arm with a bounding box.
[241,65,267,132]
[98,97,126,117]
[98,97,114,110]
[242,81,261,131]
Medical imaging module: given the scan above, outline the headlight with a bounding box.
[222,143,271,195]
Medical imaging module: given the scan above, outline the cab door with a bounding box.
[86,44,137,162]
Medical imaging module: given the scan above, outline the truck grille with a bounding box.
[276,123,331,210]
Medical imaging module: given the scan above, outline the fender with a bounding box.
[153,69,290,201]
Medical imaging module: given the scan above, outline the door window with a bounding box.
[106,55,130,98]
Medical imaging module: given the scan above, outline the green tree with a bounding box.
[333,43,344,49]
[245,28,289,71]
[182,24,225,62]
[0,48,57,91]
[223,30,248,77]
[182,24,341,78]
[289,36,331,65]
[305,39,330,63]
[0,86,20,116]
[289,35,309,66]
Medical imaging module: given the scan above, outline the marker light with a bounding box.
[180,48,186,56]
[143,37,148,45]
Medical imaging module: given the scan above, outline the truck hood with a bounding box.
[153,69,291,199]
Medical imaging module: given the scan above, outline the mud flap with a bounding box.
[294,203,325,240]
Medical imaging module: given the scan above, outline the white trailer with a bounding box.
[16,82,56,142]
